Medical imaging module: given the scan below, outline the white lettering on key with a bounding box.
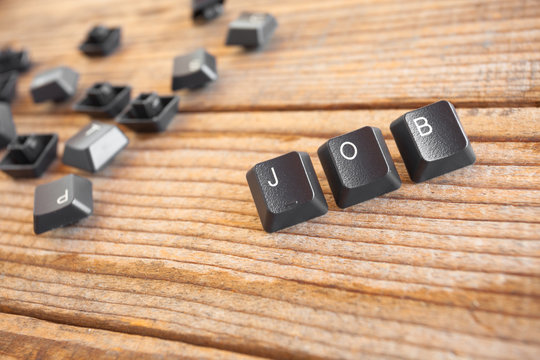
[413,117,433,137]
[85,123,101,136]
[189,58,201,72]
[268,167,279,187]
[57,189,69,205]
[340,141,358,160]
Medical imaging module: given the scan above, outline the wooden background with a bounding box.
[0,0,539,359]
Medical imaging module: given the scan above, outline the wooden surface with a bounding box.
[0,0,539,359]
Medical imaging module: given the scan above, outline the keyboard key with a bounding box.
[0,71,17,102]
[226,12,278,48]
[318,126,401,208]
[192,0,224,21]
[0,47,31,73]
[0,133,58,178]
[34,174,93,234]
[73,82,131,118]
[116,92,179,132]
[0,102,16,148]
[390,100,476,183]
[62,122,129,173]
[30,66,79,103]
[246,151,328,233]
[172,48,218,90]
[79,25,121,56]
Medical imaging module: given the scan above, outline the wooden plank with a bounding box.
[0,0,538,112]
[0,312,265,360]
[0,108,539,359]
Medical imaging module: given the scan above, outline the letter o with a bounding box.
[340,141,357,160]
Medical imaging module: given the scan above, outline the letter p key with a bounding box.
[413,117,433,137]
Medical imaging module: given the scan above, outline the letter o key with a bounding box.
[340,141,357,160]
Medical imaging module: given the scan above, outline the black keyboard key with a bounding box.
[73,82,131,118]
[79,25,121,56]
[0,71,17,102]
[172,48,217,90]
[390,100,476,183]
[34,174,93,234]
[0,133,58,178]
[246,151,327,233]
[318,126,401,208]
[63,122,129,173]
[192,0,224,21]
[30,66,79,103]
[226,12,278,48]
[0,102,16,148]
[116,92,179,132]
[0,47,31,73]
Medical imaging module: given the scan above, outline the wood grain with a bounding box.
[0,313,265,360]
[0,0,539,358]
[1,108,539,359]
[0,0,538,112]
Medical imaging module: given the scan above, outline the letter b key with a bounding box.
[390,100,476,183]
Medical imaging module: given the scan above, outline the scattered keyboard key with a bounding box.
[0,102,16,148]
[33,174,93,235]
[390,100,476,183]
[226,12,278,48]
[79,25,121,56]
[246,151,328,233]
[0,133,58,178]
[63,122,129,173]
[172,48,218,90]
[0,71,17,102]
[116,92,179,132]
[74,82,131,118]
[0,47,31,73]
[30,66,79,103]
[318,126,401,208]
[192,0,224,21]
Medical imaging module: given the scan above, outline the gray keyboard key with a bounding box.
[34,174,93,234]
[226,12,278,48]
[0,102,16,148]
[247,151,327,233]
[0,133,58,178]
[318,126,401,208]
[62,122,129,172]
[390,100,476,183]
[172,48,217,90]
[30,66,79,103]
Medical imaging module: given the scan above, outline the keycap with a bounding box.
[73,82,131,118]
[0,47,31,73]
[30,66,79,103]
[63,122,129,173]
[34,174,93,235]
[390,100,476,183]
[0,102,16,148]
[79,25,121,56]
[116,92,179,132]
[225,12,278,48]
[318,126,401,208]
[172,48,218,90]
[0,71,17,102]
[246,151,328,233]
[192,0,224,21]
[0,133,58,178]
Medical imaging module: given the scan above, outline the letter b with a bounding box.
[412,117,433,137]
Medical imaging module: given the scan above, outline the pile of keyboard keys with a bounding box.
[0,1,281,234]
[0,1,476,235]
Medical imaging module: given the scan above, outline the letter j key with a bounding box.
[390,100,476,183]
[246,151,328,233]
